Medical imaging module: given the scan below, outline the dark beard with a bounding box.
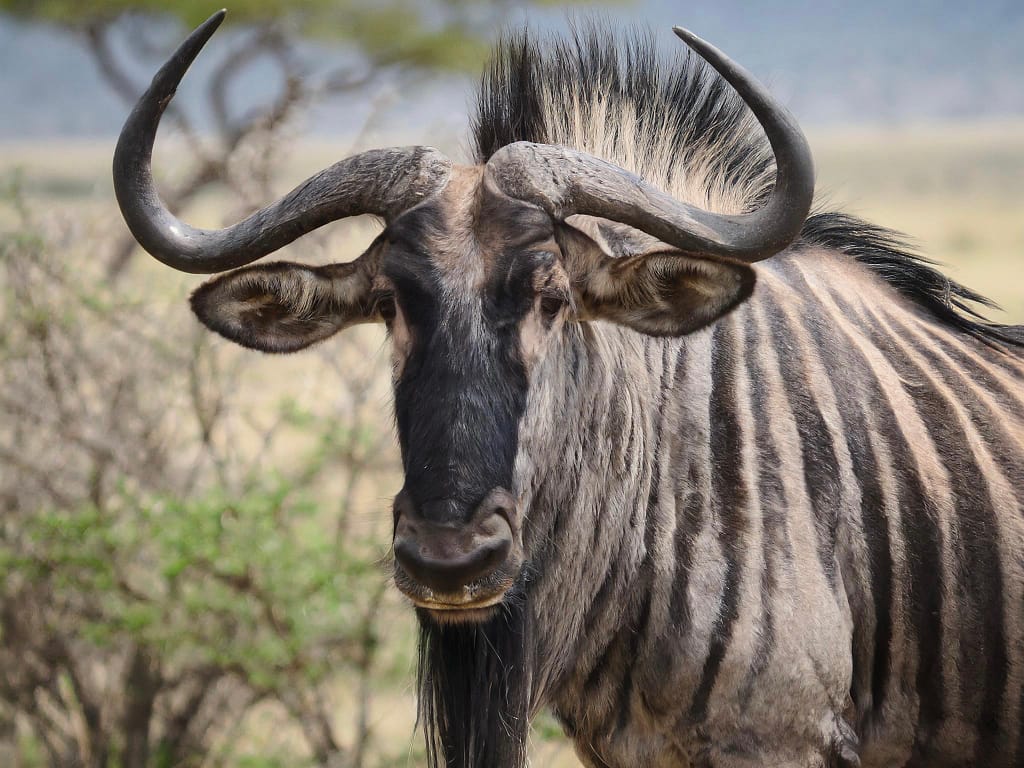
[416,598,531,768]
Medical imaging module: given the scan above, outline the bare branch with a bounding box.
[82,20,141,106]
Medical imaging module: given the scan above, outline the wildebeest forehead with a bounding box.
[382,170,560,322]
[380,243,558,352]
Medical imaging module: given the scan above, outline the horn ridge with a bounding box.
[113,11,451,274]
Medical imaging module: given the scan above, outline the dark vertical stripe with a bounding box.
[578,534,629,695]
[668,466,703,630]
[785,270,894,719]
[859,435,894,716]
[689,320,748,723]
[615,588,652,733]
[580,629,617,700]
[579,572,654,736]
[740,309,789,696]
[829,298,947,758]
[1016,683,1024,767]
[635,349,667,641]
[766,298,844,594]
[669,341,703,630]
[876,315,1009,763]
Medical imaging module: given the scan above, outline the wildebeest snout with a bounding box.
[392,488,518,598]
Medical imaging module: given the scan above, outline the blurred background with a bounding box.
[0,1,1021,766]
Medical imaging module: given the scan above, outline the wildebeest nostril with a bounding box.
[394,526,512,595]
[474,488,518,530]
[392,488,417,528]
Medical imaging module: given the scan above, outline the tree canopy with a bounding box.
[0,0,578,71]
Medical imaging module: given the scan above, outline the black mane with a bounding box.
[472,24,1023,349]
[799,213,1024,348]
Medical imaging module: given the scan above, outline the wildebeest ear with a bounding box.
[556,222,756,337]
[190,261,377,353]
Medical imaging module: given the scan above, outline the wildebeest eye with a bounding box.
[538,294,565,322]
[375,293,396,323]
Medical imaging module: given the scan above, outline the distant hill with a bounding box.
[1,0,1022,139]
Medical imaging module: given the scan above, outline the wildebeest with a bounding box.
[113,10,1024,768]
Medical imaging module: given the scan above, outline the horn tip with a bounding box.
[672,26,712,54]
[186,9,228,51]
[152,8,226,92]
[200,9,228,36]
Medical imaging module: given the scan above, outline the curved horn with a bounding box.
[486,27,814,263]
[113,10,451,274]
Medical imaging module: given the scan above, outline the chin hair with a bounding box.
[416,596,531,768]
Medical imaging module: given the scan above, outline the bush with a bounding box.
[0,172,416,767]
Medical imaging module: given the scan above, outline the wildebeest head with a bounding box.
[113,12,812,629]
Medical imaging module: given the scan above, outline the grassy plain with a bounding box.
[1,120,1021,766]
